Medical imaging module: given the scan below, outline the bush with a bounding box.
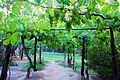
[59,62,66,67]
[87,37,120,80]
[1,59,18,66]
[88,52,113,80]
[8,60,18,66]
[23,60,48,71]
[55,60,62,62]
[71,63,81,68]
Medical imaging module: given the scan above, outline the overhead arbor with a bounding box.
[0,0,120,80]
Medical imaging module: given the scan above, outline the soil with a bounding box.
[0,57,80,80]
[0,56,101,80]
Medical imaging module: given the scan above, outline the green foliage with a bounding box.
[40,53,64,61]
[8,60,18,66]
[71,63,81,68]
[0,0,119,46]
[88,51,113,80]
[75,70,81,74]
[40,53,81,64]
[23,60,48,71]
[35,0,41,4]
[66,21,72,32]
[55,60,62,62]
[48,14,54,27]
[43,60,49,63]
[87,32,120,80]
[56,0,70,6]
[3,32,18,45]
[0,11,4,19]
[1,59,18,66]
[71,8,81,25]
[12,4,20,15]
[59,62,66,67]
[0,0,120,79]
[54,9,60,22]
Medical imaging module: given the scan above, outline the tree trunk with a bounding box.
[0,44,11,80]
[0,56,2,67]
[39,43,42,64]
[85,48,89,80]
[67,53,70,66]
[110,28,119,80]
[11,46,17,57]
[81,37,85,76]
[64,44,66,63]
[69,53,72,67]
[21,48,23,60]
[21,36,33,78]
[77,42,79,53]
[34,37,37,71]
[73,44,75,70]
[0,48,5,67]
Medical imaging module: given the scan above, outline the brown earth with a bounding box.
[0,56,101,80]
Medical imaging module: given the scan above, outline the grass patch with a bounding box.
[1,59,18,66]
[89,71,97,75]
[22,60,48,71]
[59,62,66,67]
[71,63,81,69]
[55,60,62,62]
[43,60,50,63]
[59,62,82,75]
[8,61,18,66]
[37,53,82,64]
[75,70,81,74]
[40,53,64,61]
[74,69,97,75]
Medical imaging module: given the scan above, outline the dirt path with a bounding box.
[0,57,28,80]
[37,60,80,80]
[0,56,102,80]
[0,57,80,80]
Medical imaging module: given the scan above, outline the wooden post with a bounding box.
[0,44,11,80]
[0,48,5,67]
[67,53,69,65]
[21,48,23,60]
[21,36,33,78]
[67,47,70,67]
[64,44,66,63]
[40,43,42,64]
[81,37,85,76]
[110,27,119,80]
[34,37,37,71]
[73,44,75,71]
[85,48,89,80]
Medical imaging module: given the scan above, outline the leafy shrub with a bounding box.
[55,60,62,62]
[8,60,18,66]
[76,70,81,74]
[59,62,66,67]
[87,37,120,80]
[1,59,18,66]
[88,52,113,80]
[71,63,81,68]
[23,60,48,71]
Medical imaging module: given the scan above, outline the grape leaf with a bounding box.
[3,40,9,45]
[12,4,19,15]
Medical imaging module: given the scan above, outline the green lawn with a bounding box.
[37,53,82,64]
[35,53,93,75]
